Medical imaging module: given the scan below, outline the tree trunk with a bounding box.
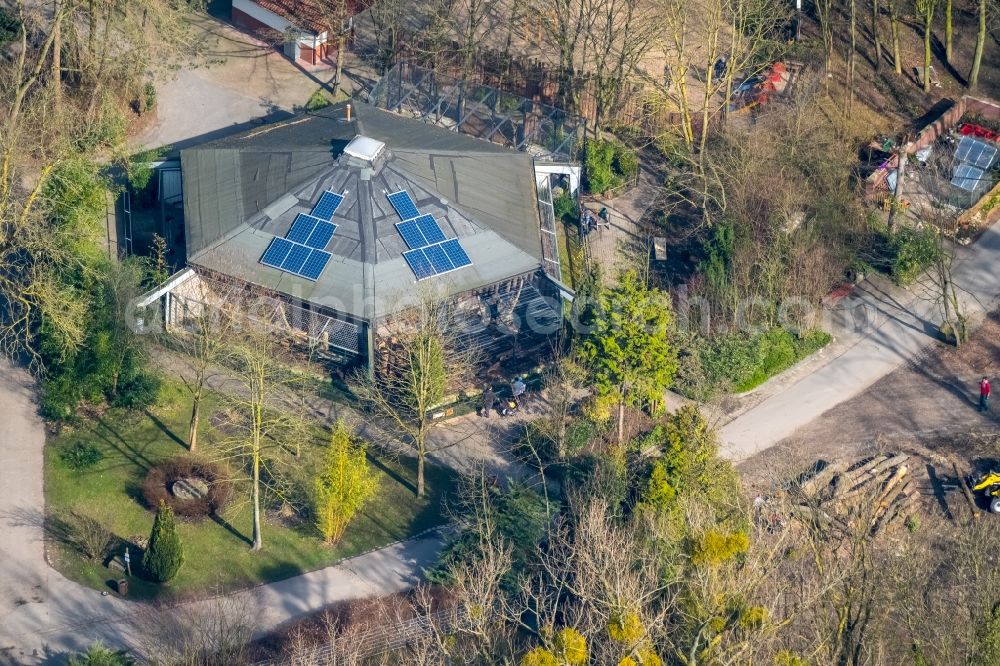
[416,437,426,498]
[872,0,882,71]
[251,440,262,551]
[334,34,346,94]
[88,0,96,58]
[970,0,986,88]
[888,149,906,232]
[923,11,933,92]
[188,394,201,451]
[945,0,952,63]
[52,0,61,112]
[889,0,902,75]
[848,0,857,112]
[616,398,625,445]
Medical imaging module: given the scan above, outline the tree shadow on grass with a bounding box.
[211,512,253,546]
[144,410,188,449]
[365,450,417,495]
[94,415,157,471]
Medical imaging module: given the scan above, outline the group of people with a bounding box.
[482,377,527,418]
[580,207,610,237]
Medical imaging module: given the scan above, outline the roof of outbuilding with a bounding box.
[181,102,544,321]
[249,0,365,36]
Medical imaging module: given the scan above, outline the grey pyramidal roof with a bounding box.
[181,102,544,321]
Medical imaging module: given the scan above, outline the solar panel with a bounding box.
[441,238,472,268]
[300,249,332,280]
[402,248,435,280]
[311,191,345,220]
[396,220,428,249]
[415,215,447,244]
[387,191,420,221]
[955,136,998,170]
[260,237,294,268]
[952,163,986,192]
[306,220,337,249]
[424,242,454,273]
[288,214,320,244]
[282,243,311,273]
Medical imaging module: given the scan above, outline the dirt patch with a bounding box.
[740,310,1000,491]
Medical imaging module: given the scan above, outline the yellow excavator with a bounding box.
[972,472,1000,514]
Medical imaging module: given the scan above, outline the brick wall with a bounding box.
[232,6,334,65]
[232,6,274,35]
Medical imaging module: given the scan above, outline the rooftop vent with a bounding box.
[343,135,386,163]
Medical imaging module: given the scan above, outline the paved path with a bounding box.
[723,223,1000,461]
[583,168,661,280]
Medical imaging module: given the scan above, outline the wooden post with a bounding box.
[887,148,907,232]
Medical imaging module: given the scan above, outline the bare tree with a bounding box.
[872,0,883,72]
[534,0,593,113]
[969,0,989,89]
[352,297,477,497]
[167,281,239,451]
[369,0,406,73]
[915,0,939,92]
[582,0,656,131]
[888,0,903,75]
[223,299,310,550]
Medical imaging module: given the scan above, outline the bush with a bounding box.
[553,191,578,223]
[41,373,81,421]
[141,457,233,519]
[698,328,832,394]
[583,138,639,194]
[111,372,161,409]
[74,94,128,152]
[584,140,617,193]
[889,226,939,285]
[143,501,184,583]
[59,442,104,471]
[613,145,639,180]
[48,510,118,561]
[68,642,135,666]
[0,6,21,47]
[313,424,379,544]
[512,418,595,467]
[143,82,157,114]
[305,89,331,111]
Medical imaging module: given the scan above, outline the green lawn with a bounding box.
[45,383,457,602]
[555,219,586,288]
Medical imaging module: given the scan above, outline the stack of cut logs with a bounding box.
[792,453,920,535]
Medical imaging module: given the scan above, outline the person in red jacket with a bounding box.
[980,376,991,412]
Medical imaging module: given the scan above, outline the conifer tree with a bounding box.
[143,501,184,582]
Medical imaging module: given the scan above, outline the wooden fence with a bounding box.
[251,605,471,665]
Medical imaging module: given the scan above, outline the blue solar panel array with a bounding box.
[396,215,448,249]
[387,190,474,280]
[311,191,345,220]
[260,237,331,281]
[288,214,338,249]
[258,190,345,281]
[402,239,473,281]
[387,191,420,221]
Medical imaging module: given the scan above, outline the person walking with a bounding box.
[980,376,991,412]
[482,384,495,418]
